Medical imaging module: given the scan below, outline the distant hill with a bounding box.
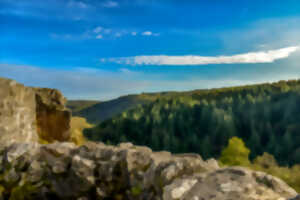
[84,79,300,167]
[68,92,186,124]
[68,95,150,124]
[67,100,100,113]
[68,80,300,126]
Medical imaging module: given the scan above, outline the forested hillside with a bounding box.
[85,80,300,166]
[70,92,182,124]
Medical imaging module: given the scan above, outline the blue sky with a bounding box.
[1,0,300,100]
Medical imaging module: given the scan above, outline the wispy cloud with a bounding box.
[103,29,112,34]
[92,26,133,39]
[104,46,299,65]
[49,32,92,40]
[142,31,153,36]
[220,17,300,52]
[141,31,160,36]
[50,33,73,40]
[67,1,89,9]
[96,34,103,39]
[51,26,160,40]
[2,60,300,100]
[93,26,103,33]
[102,1,119,8]
[115,32,122,37]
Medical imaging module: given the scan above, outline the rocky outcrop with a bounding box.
[0,77,71,144]
[0,78,38,144]
[163,167,297,200]
[0,142,298,200]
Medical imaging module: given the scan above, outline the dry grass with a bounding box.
[70,117,93,145]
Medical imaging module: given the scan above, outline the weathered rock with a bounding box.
[163,167,298,200]
[0,142,298,200]
[0,77,71,144]
[0,78,38,144]
[34,88,71,142]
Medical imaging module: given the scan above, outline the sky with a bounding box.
[1,0,300,100]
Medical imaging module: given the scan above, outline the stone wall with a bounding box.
[0,77,71,144]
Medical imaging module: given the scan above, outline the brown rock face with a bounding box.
[0,77,71,144]
[34,88,71,142]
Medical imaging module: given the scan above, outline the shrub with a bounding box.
[220,137,251,166]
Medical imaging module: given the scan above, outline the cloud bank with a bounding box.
[105,46,299,65]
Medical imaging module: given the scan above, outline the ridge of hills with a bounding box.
[68,94,155,124]
[67,100,100,113]
[83,79,300,166]
[68,80,300,124]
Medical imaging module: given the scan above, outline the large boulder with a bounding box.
[0,142,298,200]
[163,167,298,200]
[0,77,71,144]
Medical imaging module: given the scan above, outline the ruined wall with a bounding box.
[0,78,38,144]
[0,77,71,144]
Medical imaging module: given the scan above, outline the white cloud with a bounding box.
[131,32,137,36]
[105,46,299,66]
[96,34,103,39]
[141,31,160,37]
[102,1,119,8]
[93,26,103,33]
[142,31,153,36]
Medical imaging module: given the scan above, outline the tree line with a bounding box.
[84,80,300,166]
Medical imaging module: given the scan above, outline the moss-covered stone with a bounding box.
[0,185,5,198]
[131,185,142,196]
[9,183,38,200]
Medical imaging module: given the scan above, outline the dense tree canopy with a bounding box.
[85,80,300,166]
